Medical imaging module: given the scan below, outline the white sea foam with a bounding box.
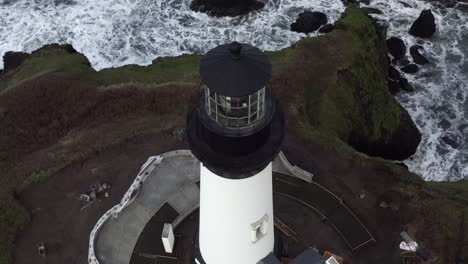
[0,0,344,70]
[0,0,467,181]
[363,0,468,181]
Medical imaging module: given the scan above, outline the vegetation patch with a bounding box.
[0,195,30,264]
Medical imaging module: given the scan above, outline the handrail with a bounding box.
[88,155,163,264]
[88,150,194,264]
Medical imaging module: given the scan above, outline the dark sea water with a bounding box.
[0,0,467,180]
[366,0,468,181]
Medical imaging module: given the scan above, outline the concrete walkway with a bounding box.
[94,150,199,264]
[91,150,371,264]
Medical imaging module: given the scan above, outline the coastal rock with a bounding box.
[3,51,29,73]
[442,136,459,149]
[409,9,436,38]
[363,7,383,14]
[54,0,77,5]
[410,45,430,65]
[399,78,414,92]
[39,43,77,54]
[291,11,328,33]
[2,44,79,75]
[395,162,409,170]
[389,66,401,80]
[399,1,412,8]
[340,0,358,6]
[386,37,406,60]
[392,58,411,67]
[388,79,401,94]
[438,119,452,130]
[401,64,419,74]
[190,0,264,17]
[331,6,421,160]
[319,24,335,34]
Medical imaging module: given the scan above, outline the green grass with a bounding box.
[0,47,93,93]
[426,180,468,202]
[2,41,299,92]
[333,5,402,143]
[266,48,295,66]
[294,5,403,152]
[93,55,201,84]
[0,195,30,264]
[0,49,201,93]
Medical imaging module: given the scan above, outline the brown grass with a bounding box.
[0,72,197,264]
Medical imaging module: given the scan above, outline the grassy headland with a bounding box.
[0,5,466,264]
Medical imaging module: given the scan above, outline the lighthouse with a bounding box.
[187,42,285,264]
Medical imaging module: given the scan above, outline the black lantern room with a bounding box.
[187,42,285,178]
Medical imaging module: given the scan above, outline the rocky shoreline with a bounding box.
[0,1,455,165]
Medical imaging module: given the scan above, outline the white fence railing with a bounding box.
[88,155,163,264]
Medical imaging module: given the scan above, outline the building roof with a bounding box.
[290,248,326,264]
[257,253,281,264]
[257,248,329,264]
[200,42,271,97]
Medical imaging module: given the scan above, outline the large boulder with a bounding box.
[399,1,412,8]
[388,66,402,94]
[388,66,401,81]
[363,7,383,15]
[392,58,411,67]
[190,0,264,17]
[442,135,459,149]
[291,11,328,34]
[319,24,335,34]
[409,9,436,38]
[388,79,401,94]
[386,37,406,60]
[401,64,419,74]
[340,0,358,6]
[410,45,430,65]
[399,78,414,92]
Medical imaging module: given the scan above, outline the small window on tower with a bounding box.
[250,214,269,244]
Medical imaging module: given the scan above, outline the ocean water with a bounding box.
[364,0,468,181]
[0,0,466,181]
[0,0,344,69]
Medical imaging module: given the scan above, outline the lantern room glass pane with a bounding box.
[204,86,266,128]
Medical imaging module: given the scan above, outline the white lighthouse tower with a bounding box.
[187,42,285,264]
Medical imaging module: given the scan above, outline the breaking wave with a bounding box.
[0,0,467,180]
[0,0,344,69]
[363,0,468,181]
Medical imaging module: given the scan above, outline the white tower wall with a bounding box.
[199,163,274,264]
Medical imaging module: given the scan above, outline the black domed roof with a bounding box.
[200,42,272,97]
